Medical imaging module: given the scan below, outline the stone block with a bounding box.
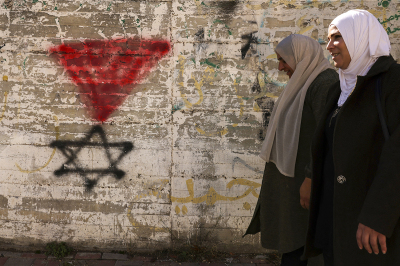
[74,252,102,260]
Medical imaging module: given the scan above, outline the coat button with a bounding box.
[337,175,346,184]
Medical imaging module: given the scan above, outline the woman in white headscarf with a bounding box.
[303,10,400,265]
[244,34,338,266]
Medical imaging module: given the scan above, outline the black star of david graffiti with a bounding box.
[50,125,133,190]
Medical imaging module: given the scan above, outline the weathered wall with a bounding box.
[0,0,399,252]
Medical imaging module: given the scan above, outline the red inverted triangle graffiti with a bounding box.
[50,38,171,122]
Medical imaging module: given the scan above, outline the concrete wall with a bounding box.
[0,0,398,252]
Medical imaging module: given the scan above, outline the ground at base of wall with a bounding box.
[0,248,280,266]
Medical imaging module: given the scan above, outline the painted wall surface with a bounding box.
[0,0,399,252]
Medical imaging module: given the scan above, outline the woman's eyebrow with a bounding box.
[327,32,340,40]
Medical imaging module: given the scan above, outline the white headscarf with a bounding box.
[330,10,391,106]
[259,34,333,177]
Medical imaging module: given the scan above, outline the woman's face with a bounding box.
[326,25,351,69]
[276,52,294,78]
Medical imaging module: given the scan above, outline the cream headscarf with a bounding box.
[259,34,333,177]
[330,10,391,106]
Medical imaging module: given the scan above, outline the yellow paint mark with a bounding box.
[233,77,245,119]
[178,53,255,136]
[266,53,277,59]
[178,56,204,108]
[127,179,170,233]
[195,125,228,137]
[170,178,261,206]
[369,9,388,31]
[2,75,8,81]
[245,4,263,10]
[175,206,180,214]
[254,72,280,102]
[258,72,266,89]
[182,205,188,215]
[191,74,204,105]
[180,93,192,108]
[245,0,323,14]
[253,102,261,112]
[127,207,170,233]
[297,25,314,35]
[15,116,59,173]
[0,91,8,122]
[297,15,307,28]
[178,55,186,75]
[243,202,251,210]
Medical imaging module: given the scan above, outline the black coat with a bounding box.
[244,69,338,259]
[304,55,400,265]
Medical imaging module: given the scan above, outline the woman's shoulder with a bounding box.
[386,60,400,76]
[382,59,400,87]
[307,68,339,99]
[305,68,340,105]
[312,68,339,86]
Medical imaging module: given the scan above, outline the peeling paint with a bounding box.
[0,0,399,253]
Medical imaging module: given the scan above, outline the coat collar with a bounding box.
[361,55,396,79]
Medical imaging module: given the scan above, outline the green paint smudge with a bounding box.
[201,59,219,69]
[172,102,185,114]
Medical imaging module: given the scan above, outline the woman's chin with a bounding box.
[333,61,341,69]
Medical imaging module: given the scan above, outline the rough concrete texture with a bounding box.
[0,0,398,253]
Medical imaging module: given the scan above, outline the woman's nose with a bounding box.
[326,39,334,50]
[278,61,284,71]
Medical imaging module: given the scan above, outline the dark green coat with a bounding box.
[304,56,400,265]
[244,69,338,257]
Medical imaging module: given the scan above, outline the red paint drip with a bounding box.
[50,38,171,122]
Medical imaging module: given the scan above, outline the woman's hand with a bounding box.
[356,223,387,255]
[300,177,312,209]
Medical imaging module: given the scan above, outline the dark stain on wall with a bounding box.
[195,28,205,40]
[3,0,12,9]
[209,0,239,21]
[50,125,133,190]
[241,31,258,59]
[252,76,274,141]
[214,0,239,14]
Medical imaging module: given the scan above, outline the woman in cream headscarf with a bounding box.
[303,10,400,265]
[245,34,338,266]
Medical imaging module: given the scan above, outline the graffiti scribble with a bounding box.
[232,157,263,174]
[50,125,133,190]
[0,91,8,122]
[16,116,60,173]
[49,38,171,122]
[241,31,258,59]
[170,178,260,206]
